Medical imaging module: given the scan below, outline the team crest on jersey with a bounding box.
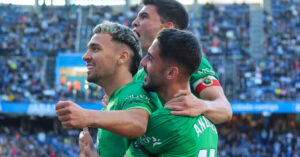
[203,77,213,86]
[192,75,221,95]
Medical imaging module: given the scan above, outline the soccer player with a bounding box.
[127,29,218,157]
[132,0,232,124]
[55,22,159,157]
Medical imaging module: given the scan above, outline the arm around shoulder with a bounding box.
[199,86,232,124]
[87,109,150,138]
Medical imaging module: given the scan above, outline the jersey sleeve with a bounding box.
[190,57,221,96]
[121,83,157,115]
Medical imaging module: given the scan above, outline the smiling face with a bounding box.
[140,39,166,92]
[82,33,119,85]
[132,5,164,52]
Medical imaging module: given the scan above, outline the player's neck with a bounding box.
[158,81,190,103]
[101,70,133,97]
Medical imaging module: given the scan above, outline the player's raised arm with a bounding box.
[55,101,150,138]
[165,54,232,124]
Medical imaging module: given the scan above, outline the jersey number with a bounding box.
[198,149,215,157]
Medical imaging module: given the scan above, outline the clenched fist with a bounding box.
[55,101,90,128]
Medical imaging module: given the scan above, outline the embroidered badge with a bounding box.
[203,77,213,86]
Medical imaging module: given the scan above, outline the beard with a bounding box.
[142,75,162,92]
[143,82,160,92]
[86,73,99,84]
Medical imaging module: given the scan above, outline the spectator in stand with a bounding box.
[0,4,77,56]
[0,2,299,103]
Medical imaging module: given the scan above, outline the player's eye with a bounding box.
[92,47,100,52]
[140,13,148,19]
[148,55,153,61]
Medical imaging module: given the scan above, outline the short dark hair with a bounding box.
[156,29,201,77]
[143,0,189,30]
[93,21,142,76]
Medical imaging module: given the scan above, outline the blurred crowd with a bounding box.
[234,0,300,101]
[1,2,299,157]
[0,4,78,56]
[190,3,250,56]
[0,117,97,157]
[0,114,299,156]
[0,2,299,102]
[0,57,103,102]
[218,114,300,157]
[0,129,78,157]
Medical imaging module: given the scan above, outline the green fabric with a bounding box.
[189,57,219,97]
[133,68,147,82]
[96,81,160,157]
[128,56,219,156]
[127,108,218,157]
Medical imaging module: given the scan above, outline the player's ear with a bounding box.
[118,50,130,65]
[166,66,179,80]
[162,22,175,29]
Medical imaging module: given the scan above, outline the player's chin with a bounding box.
[142,83,149,91]
[142,83,154,92]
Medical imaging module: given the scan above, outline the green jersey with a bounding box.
[96,81,159,157]
[133,57,219,97]
[126,108,218,157]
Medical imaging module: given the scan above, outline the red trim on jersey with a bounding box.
[195,79,221,95]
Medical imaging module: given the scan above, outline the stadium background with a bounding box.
[0,0,299,156]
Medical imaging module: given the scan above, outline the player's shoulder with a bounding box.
[117,81,152,105]
[133,68,146,82]
[136,68,145,74]
[122,81,147,94]
[149,108,191,129]
[190,56,219,82]
[195,57,216,75]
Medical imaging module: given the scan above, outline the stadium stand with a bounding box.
[0,116,99,156]
[218,114,300,156]
[0,4,78,56]
[0,0,299,156]
[0,2,299,102]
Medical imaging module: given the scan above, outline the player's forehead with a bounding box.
[148,39,160,56]
[138,5,159,17]
[87,33,113,47]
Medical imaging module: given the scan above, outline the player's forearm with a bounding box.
[202,98,232,124]
[87,109,148,138]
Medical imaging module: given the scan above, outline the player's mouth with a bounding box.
[133,29,140,38]
[144,69,148,82]
[144,75,148,82]
[86,63,95,71]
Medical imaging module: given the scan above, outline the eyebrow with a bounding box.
[139,12,149,17]
[87,43,101,48]
[146,52,154,58]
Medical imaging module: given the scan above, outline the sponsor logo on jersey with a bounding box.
[139,135,162,147]
[124,94,151,104]
[196,68,216,75]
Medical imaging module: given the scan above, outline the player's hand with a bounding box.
[164,90,208,117]
[55,101,90,128]
[79,127,99,157]
[101,94,109,108]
